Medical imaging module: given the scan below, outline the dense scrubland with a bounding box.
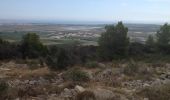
[0,22,170,100]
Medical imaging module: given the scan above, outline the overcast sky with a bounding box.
[0,0,170,23]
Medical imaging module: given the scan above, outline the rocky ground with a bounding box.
[0,60,170,100]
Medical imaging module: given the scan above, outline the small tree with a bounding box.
[20,33,47,59]
[0,38,3,43]
[0,38,21,60]
[46,46,74,70]
[98,22,129,60]
[146,35,155,46]
[156,23,170,54]
[145,35,156,53]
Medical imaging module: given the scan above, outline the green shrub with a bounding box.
[20,33,47,59]
[138,83,170,100]
[26,59,42,69]
[98,22,129,60]
[65,68,90,82]
[129,42,146,56]
[85,61,99,68]
[17,85,42,97]
[123,60,139,76]
[0,80,8,98]
[0,81,8,91]
[46,46,75,70]
[0,38,21,60]
[156,23,170,54]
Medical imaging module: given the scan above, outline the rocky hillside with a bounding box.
[0,60,170,100]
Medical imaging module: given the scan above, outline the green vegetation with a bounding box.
[1,22,170,70]
[123,60,139,76]
[0,31,98,46]
[156,23,170,54]
[0,37,20,60]
[20,33,47,59]
[0,80,8,93]
[139,83,170,100]
[26,59,44,69]
[0,80,8,98]
[85,61,99,68]
[1,22,170,100]
[0,31,25,42]
[146,35,155,47]
[98,22,129,60]
[46,46,74,70]
[145,35,156,53]
[64,68,90,82]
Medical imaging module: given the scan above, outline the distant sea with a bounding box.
[0,19,164,25]
[0,19,116,25]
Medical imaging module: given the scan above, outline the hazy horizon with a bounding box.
[0,0,170,24]
[0,19,166,25]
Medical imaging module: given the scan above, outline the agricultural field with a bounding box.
[0,23,160,45]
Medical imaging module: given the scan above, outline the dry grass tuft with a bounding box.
[6,67,51,79]
[138,83,170,100]
[76,90,96,100]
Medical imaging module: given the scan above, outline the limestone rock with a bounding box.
[144,98,149,100]
[61,88,73,98]
[75,85,85,93]
[93,88,115,100]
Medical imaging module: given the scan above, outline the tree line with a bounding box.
[0,22,170,69]
[99,22,170,60]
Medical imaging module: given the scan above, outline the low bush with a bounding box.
[138,83,170,100]
[85,61,99,68]
[129,42,146,56]
[46,46,75,70]
[123,60,139,76]
[105,77,122,87]
[0,39,21,60]
[64,68,90,82]
[17,85,43,98]
[136,66,153,80]
[26,59,42,69]
[0,80,8,92]
[0,80,9,99]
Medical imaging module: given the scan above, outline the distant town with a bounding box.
[0,23,160,45]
